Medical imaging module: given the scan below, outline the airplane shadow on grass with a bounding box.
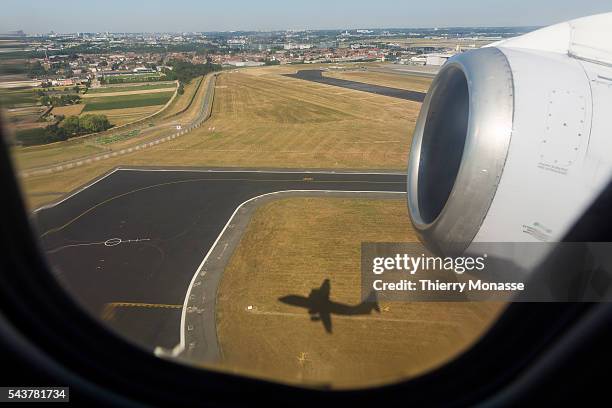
[278,279,380,334]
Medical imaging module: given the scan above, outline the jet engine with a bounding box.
[407,12,612,257]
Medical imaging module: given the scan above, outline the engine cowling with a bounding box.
[407,12,612,257]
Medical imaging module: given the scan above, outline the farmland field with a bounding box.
[0,88,38,108]
[50,104,86,117]
[104,73,164,84]
[86,82,176,94]
[4,106,47,127]
[83,91,174,111]
[90,105,163,126]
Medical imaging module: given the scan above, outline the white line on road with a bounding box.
[169,189,405,357]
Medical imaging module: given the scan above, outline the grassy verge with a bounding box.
[161,76,203,118]
[216,197,505,388]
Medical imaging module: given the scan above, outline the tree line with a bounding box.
[162,60,222,85]
[16,114,112,146]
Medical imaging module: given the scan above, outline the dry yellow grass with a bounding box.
[324,70,433,93]
[50,104,85,116]
[11,142,106,177]
[90,105,162,126]
[82,88,175,98]
[161,77,203,118]
[17,69,420,209]
[216,197,505,388]
[145,70,419,169]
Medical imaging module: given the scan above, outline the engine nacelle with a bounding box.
[407,12,612,257]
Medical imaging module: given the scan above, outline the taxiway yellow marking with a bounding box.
[297,352,309,366]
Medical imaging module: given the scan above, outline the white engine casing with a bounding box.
[407,12,612,264]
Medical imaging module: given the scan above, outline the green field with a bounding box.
[0,89,38,108]
[86,83,176,94]
[83,91,174,111]
[104,73,164,84]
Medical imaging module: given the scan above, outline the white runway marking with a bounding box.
[46,237,151,254]
[104,238,122,247]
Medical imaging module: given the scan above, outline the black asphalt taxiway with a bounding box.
[34,168,406,353]
[285,70,426,102]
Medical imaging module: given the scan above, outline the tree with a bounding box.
[60,114,111,137]
[164,60,222,85]
[26,61,46,78]
[62,116,81,135]
[79,114,111,133]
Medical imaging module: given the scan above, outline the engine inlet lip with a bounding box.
[407,47,515,256]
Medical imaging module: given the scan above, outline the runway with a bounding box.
[34,168,406,353]
[284,70,426,102]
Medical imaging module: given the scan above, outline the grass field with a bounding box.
[15,68,422,208]
[142,70,419,169]
[50,104,85,117]
[86,82,176,95]
[216,197,504,388]
[83,91,174,111]
[5,106,47,127]
[104,73,164,84]
[89,105,163,126]
[161,77,203,119]
[324,70,433,93]
[0,88,38,108]
[11,141,105,171]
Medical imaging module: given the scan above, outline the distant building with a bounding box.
[424,53,455,66]
[283,43,313,50]
[225,60,265,67]
[409,55,427,65]
[133,67,155,73]
[52,78,75,86]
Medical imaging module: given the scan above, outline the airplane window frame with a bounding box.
[0,117,611,406]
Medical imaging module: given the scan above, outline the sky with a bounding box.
[1,0,611,33]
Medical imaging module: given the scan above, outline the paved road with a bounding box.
[285,70,426,102]
[34,168,406,354]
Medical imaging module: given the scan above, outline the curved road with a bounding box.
[35,168,407,359]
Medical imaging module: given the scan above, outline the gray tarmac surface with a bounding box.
[34,168,406,353]
[285,70,426,102]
